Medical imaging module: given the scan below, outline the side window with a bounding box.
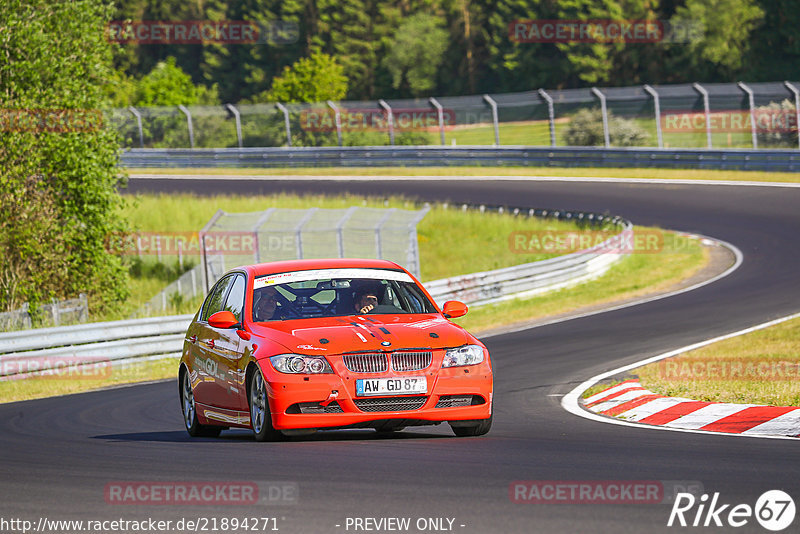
[201,276,235,321]
[223,275,246,322]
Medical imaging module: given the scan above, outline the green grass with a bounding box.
[0,357,179,404]
[452,229,706,334]
[127,165,800,183]
[632,316,800,406]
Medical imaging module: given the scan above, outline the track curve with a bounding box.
[1,178,798,533]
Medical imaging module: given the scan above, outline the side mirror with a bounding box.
[442,300,468,319]
[208,310,239,329]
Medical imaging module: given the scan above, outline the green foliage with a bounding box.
[383,13,448,96]
[755,100,799,147]
[564,108,650,147]
[0,0,131,318]
[264,52,348,104]
[134,57,219,106]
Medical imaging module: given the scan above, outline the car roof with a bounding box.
[242,258,407,278]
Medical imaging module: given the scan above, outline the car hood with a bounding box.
[248,314,472,355]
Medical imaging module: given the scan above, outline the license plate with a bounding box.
[356,377,427,397]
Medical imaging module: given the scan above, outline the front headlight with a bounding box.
[270,354,333,374]
[442,345,485,367]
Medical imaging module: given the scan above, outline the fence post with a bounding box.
[783,81,800,150]
[327,101,343,146]
[294,208,319,259]
[374,209,396,260]
[737,82,757,149]
[482,94,500,146]
[200,209,225,293]
[643,84,663,148]
[177,104,195,148]
[128,106,144,148]
[51,298,59,326]
[252,207,277,263]
[332,207,358,257]
[408,205,430,278]
[538,89,556,147]
[378,99,395,146]
[428,97,446,145]
[275,103,292,147]
[225,104,243,148]
[692,83,712,148]
[79,293,88,322]
[591,87,610,147]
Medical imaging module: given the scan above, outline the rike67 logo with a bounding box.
[668,490,795,531]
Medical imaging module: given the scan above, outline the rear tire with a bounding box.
[249,368,283,442]
[450,415,492,437]
[181,369,222,438]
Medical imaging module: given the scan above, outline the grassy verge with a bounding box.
[453,231,706,333]
[127,166,800,184]
[0,358,178,404]
[103,193,587,320]
[631,316,800,406]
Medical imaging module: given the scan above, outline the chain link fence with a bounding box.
[137,206,429,316]
[108,81,800,151]
[0,295,89,332]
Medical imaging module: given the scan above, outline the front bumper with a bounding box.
[263,361,493,430]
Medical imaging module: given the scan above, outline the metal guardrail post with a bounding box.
[591,87,610,147]
[275,103,292,147]
[784,81,800,150]
[294,208,319,259]
[428,97,446,145]
[224,104,243,148]
[692,83,712,148]
[482,94,500,146]
[538,89,556,147]
[643,84,663,148]
[128,106,144,148]
[378,100,395,146]
[327,101,343,146]
[737,82,757,149]
[177,105,195,148]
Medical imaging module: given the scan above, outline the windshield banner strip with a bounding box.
[254,268,413,289]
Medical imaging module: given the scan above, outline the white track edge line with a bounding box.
[562,310,800,441]
[128,174,800,188]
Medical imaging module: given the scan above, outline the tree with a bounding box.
[264,51,348,103]
[383,13,449,96]
[0,0,130,317]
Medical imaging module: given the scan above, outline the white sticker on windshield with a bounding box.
[253,268,413,289]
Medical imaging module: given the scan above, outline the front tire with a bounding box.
[249,368,283,442]
[450,415,492,437]
[181,369,221,438]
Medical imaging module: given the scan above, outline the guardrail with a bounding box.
[0,205,630,380]
[120,146,800,172]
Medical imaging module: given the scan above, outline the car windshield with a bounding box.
[251,268,437,322]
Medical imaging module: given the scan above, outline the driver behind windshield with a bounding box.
[354,288,380,314]
[253,287,280,321]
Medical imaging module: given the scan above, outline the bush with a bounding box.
[755,99,799,147]
[564,108,650,147]
[0,0,131,319]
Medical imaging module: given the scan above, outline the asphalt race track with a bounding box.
[2,177,799,533]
